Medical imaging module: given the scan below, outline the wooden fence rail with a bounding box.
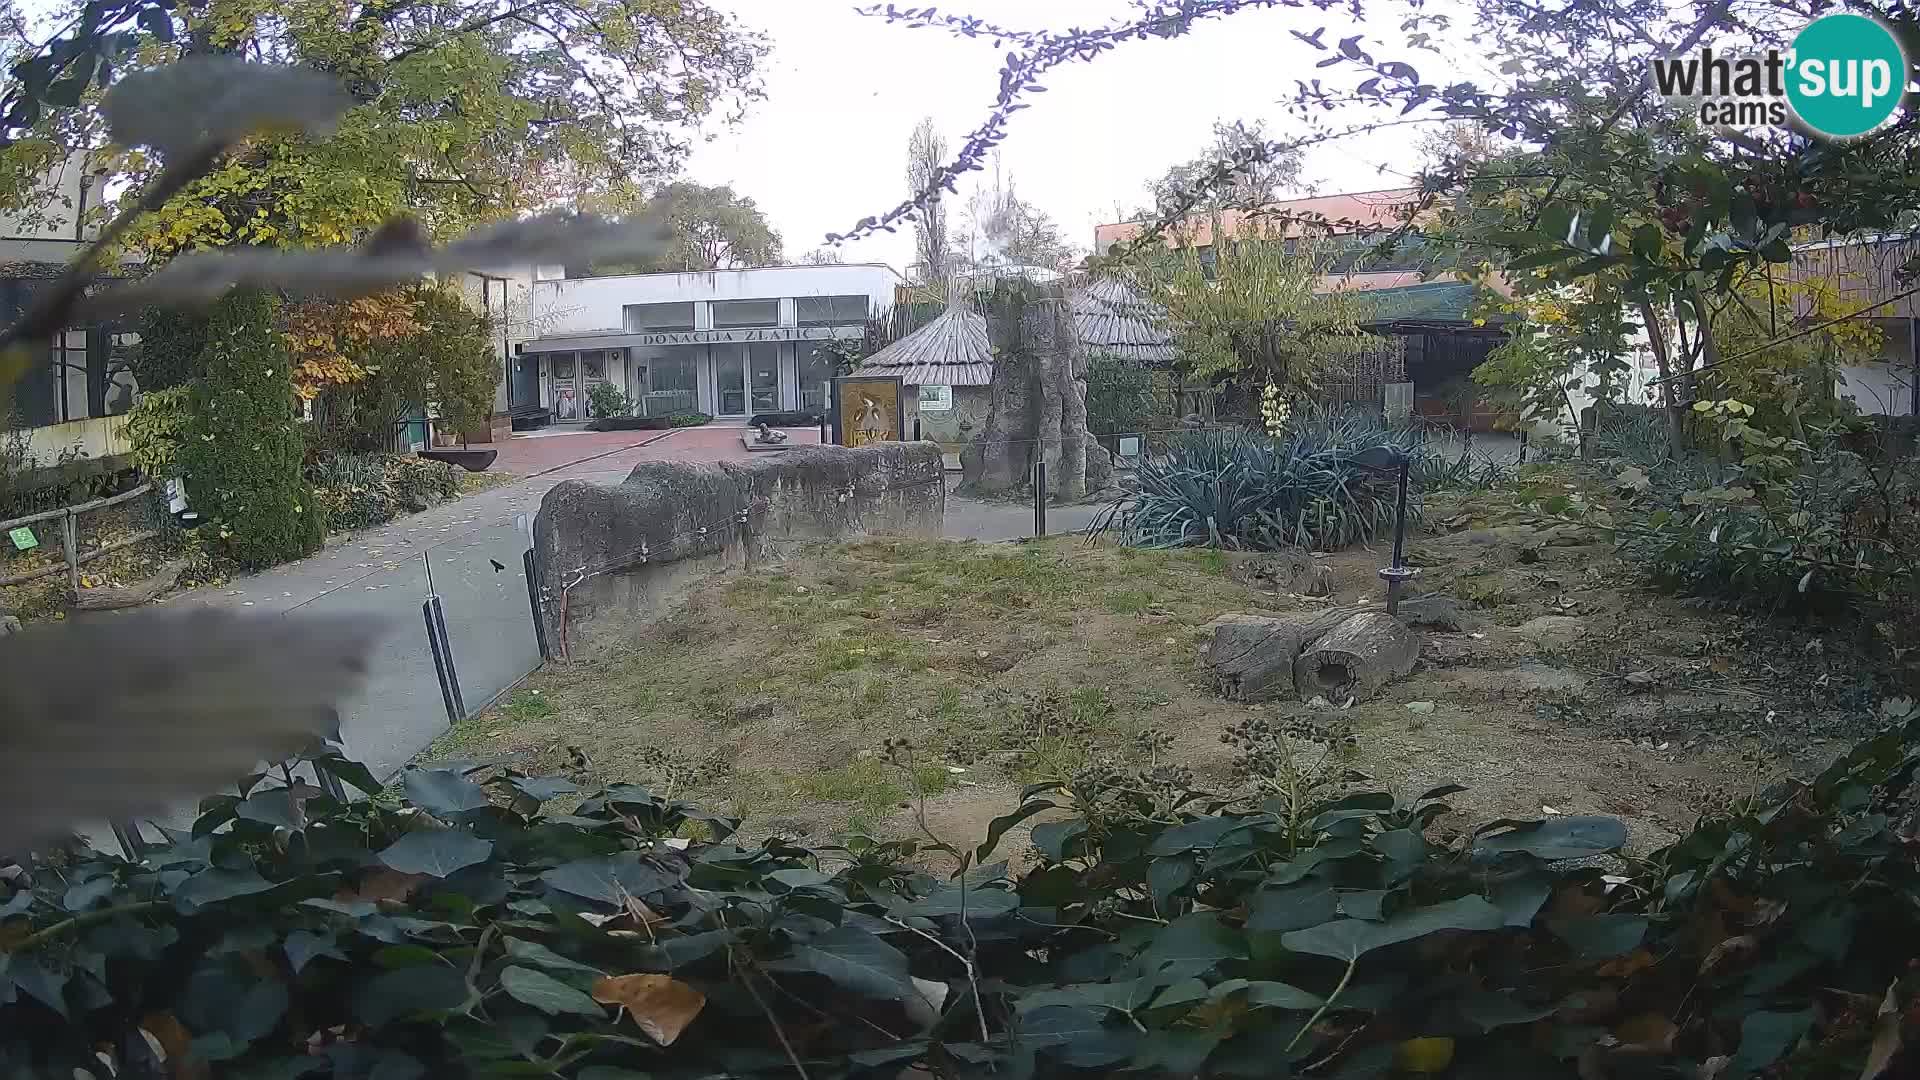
[0,483,157,591]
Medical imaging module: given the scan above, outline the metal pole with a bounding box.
[61,511,78,596]
[1518,429,1529,465]
[1033,458,1048,538]
[913,414,922,441]
[523,548,549,661]
[424,598,463,724]
[110,821,143,859]
[1378,459,1416,614]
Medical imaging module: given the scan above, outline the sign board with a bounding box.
[8,526,37,551]
[917,384,953,413]
[831,376,905,447]
[1117,436,1142,459]
[628,325,860,347]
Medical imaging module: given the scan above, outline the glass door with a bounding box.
[714,344,747,416]
[748,343,780,415]
[550,352,580,422]
[581,350,609,417]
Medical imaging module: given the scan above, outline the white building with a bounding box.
[519,263,902,424]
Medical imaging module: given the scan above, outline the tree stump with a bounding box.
[1202,607,1359,701]
[1292,612,1420,703]
[960,280,1100,501]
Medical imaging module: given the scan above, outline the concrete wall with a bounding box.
[23,414,131,464]
[533,441,945,656]
[531,264,902,336]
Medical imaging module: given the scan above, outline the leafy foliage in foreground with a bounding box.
[9,714,1920,1077]
[1096,414,1434,551]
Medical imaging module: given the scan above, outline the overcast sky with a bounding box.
[685,0,1484,274]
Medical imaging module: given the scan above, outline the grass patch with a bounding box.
[501,689,554,722]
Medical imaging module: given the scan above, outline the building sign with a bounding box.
[629,325,860,347]
[832,376,904,448]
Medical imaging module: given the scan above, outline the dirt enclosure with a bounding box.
[431,468,1885,859]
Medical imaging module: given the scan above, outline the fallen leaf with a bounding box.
[1699,934,1758,975]
[1595,949,1657,978]
[1405,701,1436,714]
[140,1012,208,1080]
[1393,1037,1454,1073]
[349,868,428,904]
[1614,1011,1677,1052]
[1746,898,1788,928]
[1624,670,1656,687]
[592,974,705,1046]
[1859,981,1902,1080]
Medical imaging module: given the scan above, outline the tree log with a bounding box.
[1203,607,1359,701]
[1292,611,1420,703]
[71,558,189,611]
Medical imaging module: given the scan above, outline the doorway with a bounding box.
[550,352,581,422]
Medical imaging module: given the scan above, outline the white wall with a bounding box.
[531,264,900,335]
[0,153,100,265]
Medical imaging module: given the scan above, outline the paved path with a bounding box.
[168,427,1085,780]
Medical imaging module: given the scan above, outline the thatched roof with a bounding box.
[1071,275,1176,366]
[848,289,994,387]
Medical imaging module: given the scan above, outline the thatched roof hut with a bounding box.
[1070,275,1176,367]
[848,288,994,388]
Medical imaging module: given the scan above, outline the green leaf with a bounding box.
[236,789,302,829]
[377,831,494,878]
[174,868,276,911]
[1148,855,1196,911]
[540,855,673,904]
[976,798,1056,862]
[499,965,603,1016]
[635,928,739,971]
[316,755,383,795]
[403,768,490,814]
[1209,977,1324,1010]
[356,965,472,1027]
[284,930,343,974]
[1147,815,1259,856]
[1281,895,1504,960]
[1489,874,1552,928]
[1137,912,1247,970]
[1031,820,1090,861]
[510,776,577,802]
[1631,224,1664,261]
[1248,882,1338,932]
[1473,817,1625,860]
[1023,1005,1137,1067]
[1550,914,1647,960]
[368,1053,425,1080]
[768,926,916,1002]
[1585,203,1614,249]
[1730,1009,1813,1073]
[502,936,605,976]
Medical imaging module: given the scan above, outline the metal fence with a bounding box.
[636,389,698,418]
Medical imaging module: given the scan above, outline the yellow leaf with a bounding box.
[1394,1037,1454,1073]
[591,974,705,1046]
[1613,1011,1677,1052]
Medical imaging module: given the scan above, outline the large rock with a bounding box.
[1293,612,1420,703]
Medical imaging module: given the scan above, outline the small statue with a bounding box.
[753,422,788,445]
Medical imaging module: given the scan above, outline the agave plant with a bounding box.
[1093,411,1437,552]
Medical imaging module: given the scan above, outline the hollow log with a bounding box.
[1203,607,1359,701]
[1292,612,1420,703]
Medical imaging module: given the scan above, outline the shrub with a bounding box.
[122,385,193,479]
[178,290,326,569]
[130,308,209,392]
[307,286,502,455]
[1096,412,1432,551]
[8,712,1920,1078]
[585,412,713,432]
[308,453,460,530]
[586,381,632,419]
[385,455,459,511]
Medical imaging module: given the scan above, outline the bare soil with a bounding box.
[426,464,1885,859]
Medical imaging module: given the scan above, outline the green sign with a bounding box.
[9,526,38,551]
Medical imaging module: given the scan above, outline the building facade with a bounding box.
[520,264,902,423]
[1787,233,1919,418]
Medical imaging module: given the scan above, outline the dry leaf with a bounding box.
[1595,948,1658,978]
[348,869,428,905]
[1859,981,1903,1080]
[1549,883,1607,920]
[1699,934,1758,975]
[139,1012,207,1080]
[1614,1011,1678,1052]
[592,974,706,1046]
[1393,1037,1455,1073]
[1745,898,1788,928]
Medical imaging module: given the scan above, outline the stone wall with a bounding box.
[533,441,945,657]
[914,385,993,445]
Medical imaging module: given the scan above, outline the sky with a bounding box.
[683,0,1484,274]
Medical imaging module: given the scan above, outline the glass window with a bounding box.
[550,353,576,380]
[715,344,747,415]
[797,342,837,412]
[581,351,608,381]
[625,302,695,332]
[712,299,779,328]
[795,295,870,325]
[636,347,700,418]
[748,344,780,413]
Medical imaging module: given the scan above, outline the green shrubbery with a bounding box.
[178,291,326,570]
[586,382,632,419]
[1097,413,1436,551]
[309,453,460,531]
[7,709,1918,1078]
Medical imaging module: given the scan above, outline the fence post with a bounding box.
[60,511,78,595]
[1518,429,1529,465]
[421,552,466,723]
[523,548,549,661]
[1033,459,1048,538]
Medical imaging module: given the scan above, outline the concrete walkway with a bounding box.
[168,429,1096,779]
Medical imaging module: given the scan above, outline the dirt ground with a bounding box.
[426,463,1889,861]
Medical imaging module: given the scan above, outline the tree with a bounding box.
[46,0,768,259]
[179,289,326,569]
[957,163,1080,273]
[799,246,842,265]
[1149,118,1303,215]
[906,117,951,284]
[1131,235,1374,396]
[1474,284,1637,456]
[307,285,502,453]
[587,182,782,274]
